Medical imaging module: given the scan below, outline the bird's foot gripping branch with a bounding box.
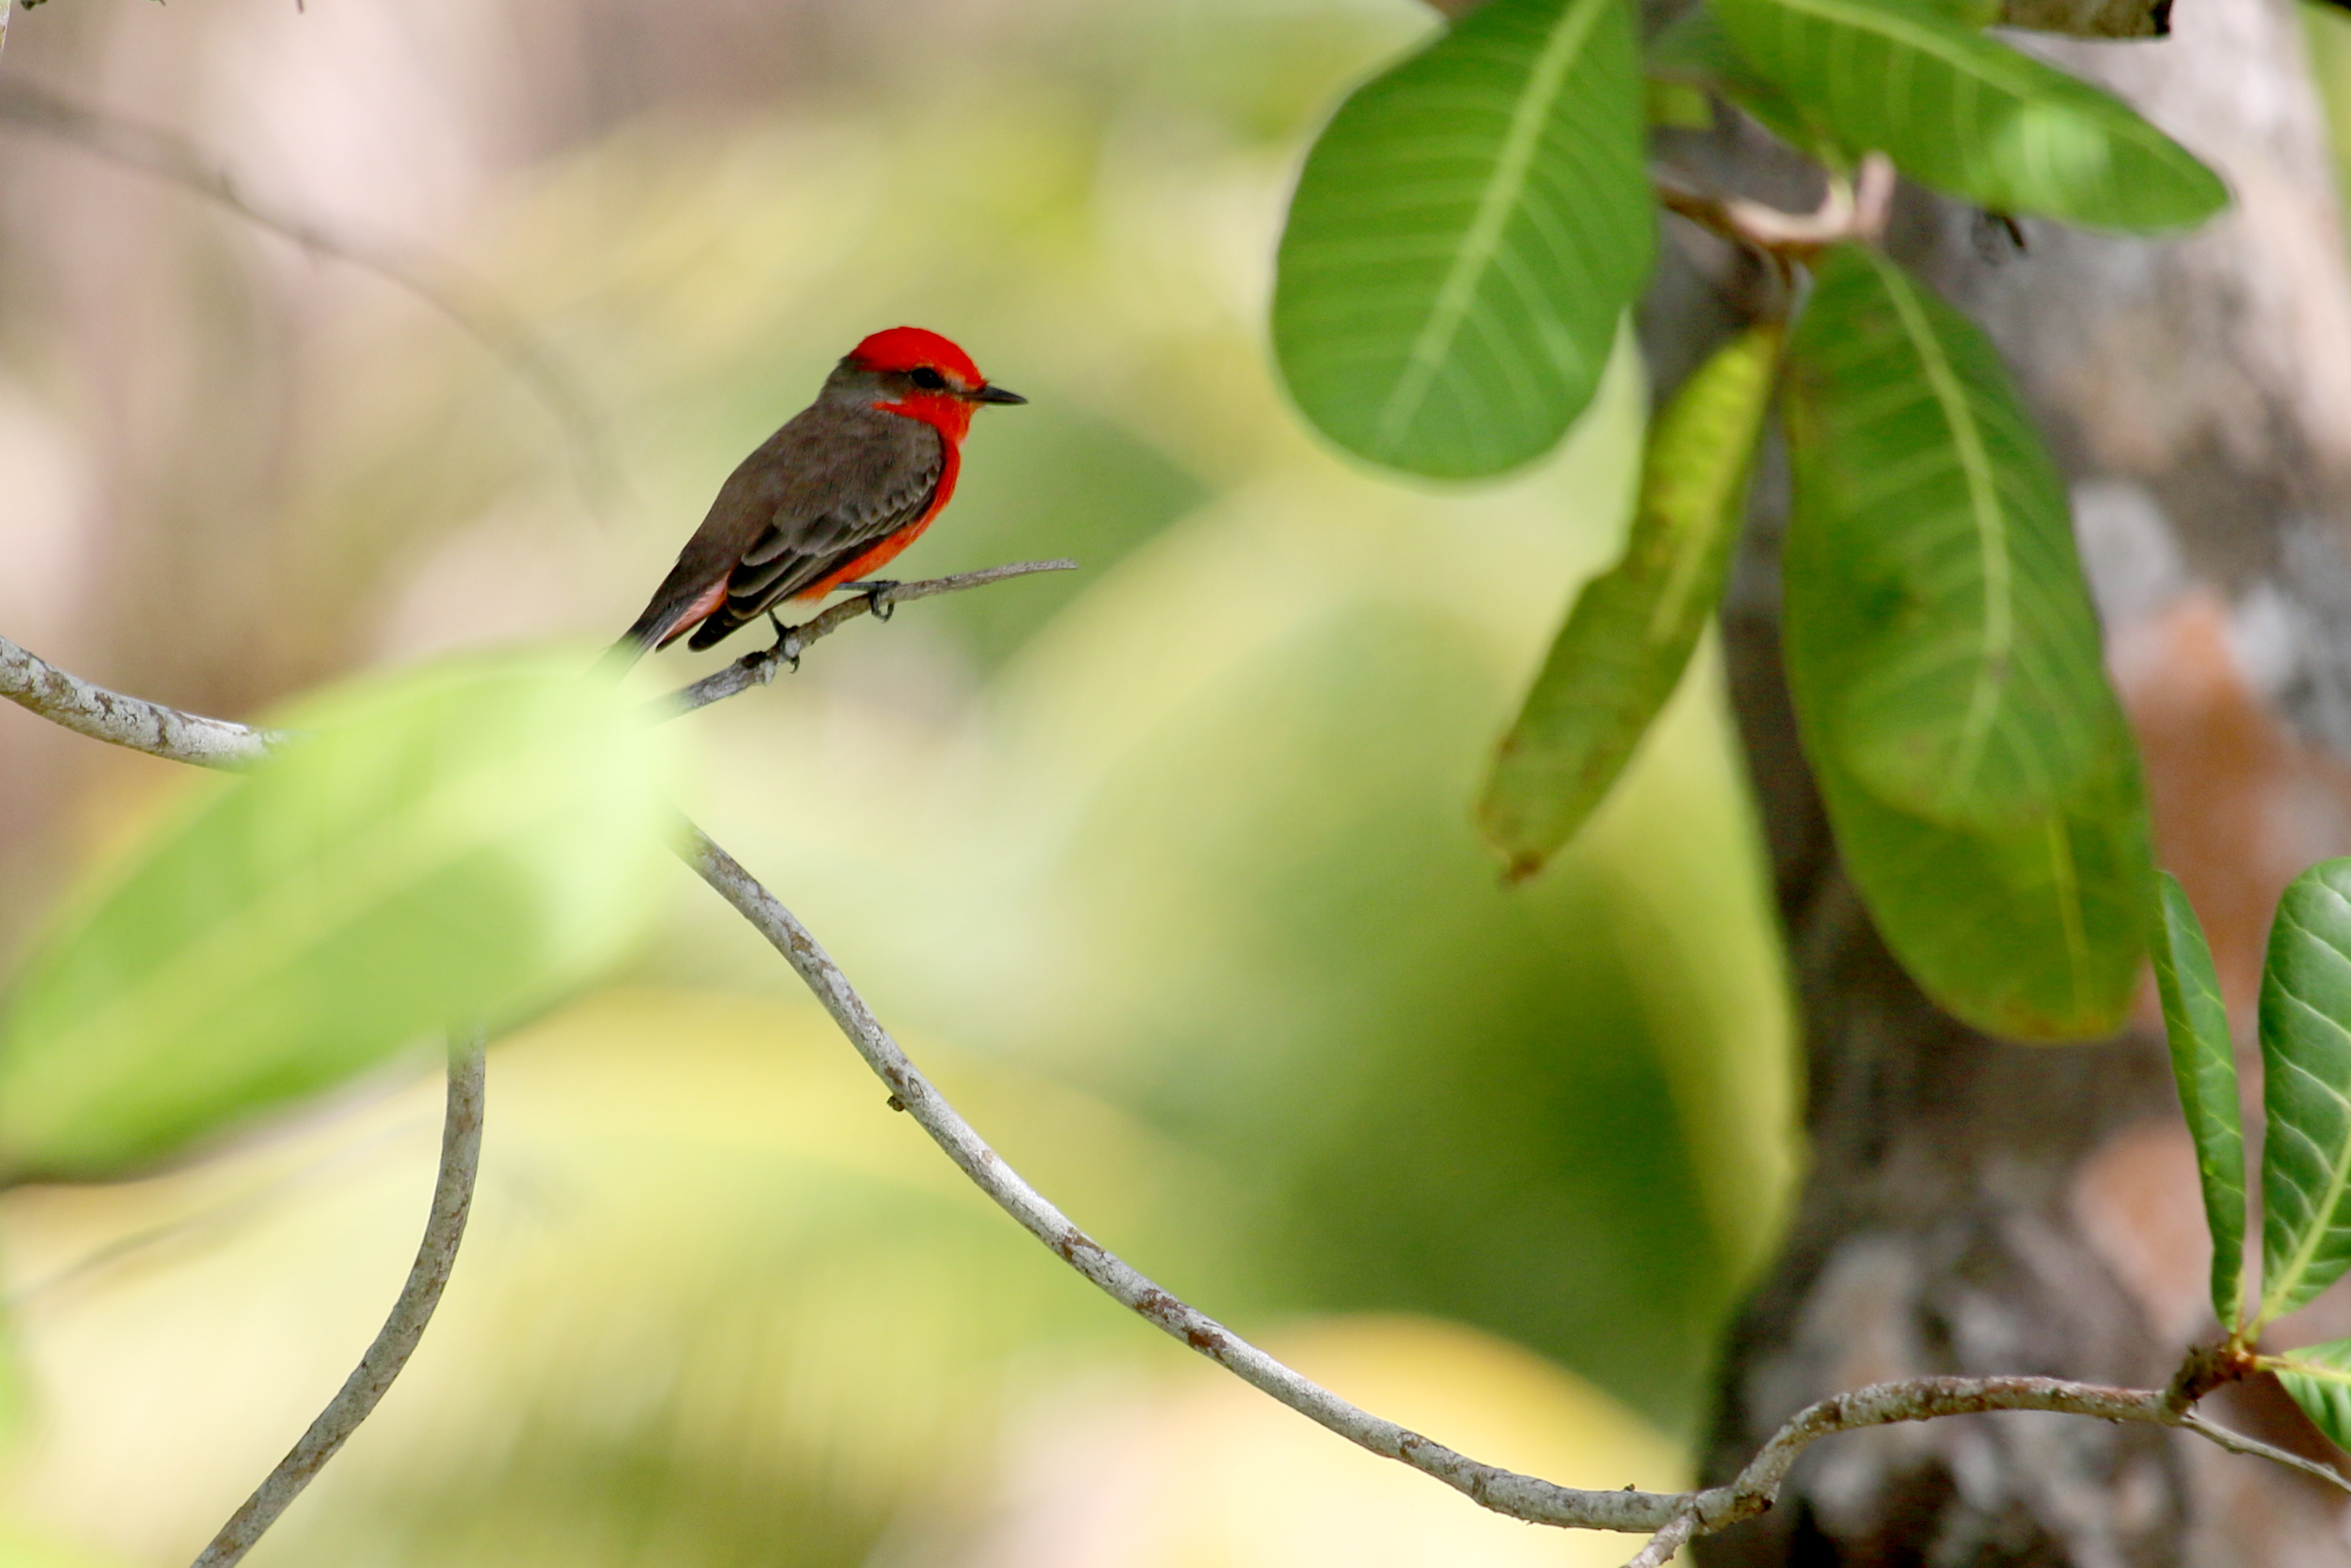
[3,572,2349,1568]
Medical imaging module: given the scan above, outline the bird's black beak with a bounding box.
[970,383,1028,405]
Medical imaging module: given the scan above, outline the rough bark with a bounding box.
[1669,0,2351,1562]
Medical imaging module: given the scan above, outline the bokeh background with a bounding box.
[0,0,2340,1562]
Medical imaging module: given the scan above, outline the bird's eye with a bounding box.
[909,366,949,391]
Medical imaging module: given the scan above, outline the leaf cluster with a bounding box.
[1271,0,2225,1039]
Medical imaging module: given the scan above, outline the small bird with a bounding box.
[611,326,1025,661]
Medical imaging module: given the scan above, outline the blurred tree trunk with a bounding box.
[1649,0,2351,1561]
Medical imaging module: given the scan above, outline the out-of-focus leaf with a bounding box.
[1272,0,1653,478]
[2150,872,2246,1328]
[0,1519,123,1568]
[1713,0,2224,230]
[1645,77,1715,129]
[2267,1338,2351,1453]
[1647,5,1831,156]
[0,654,679,1182]
[1783,246,2150,1039]
[1479,323,1780,877]
[2001,0,2168,36]
[2255,859,2351,1324]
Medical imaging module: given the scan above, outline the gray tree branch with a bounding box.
[0,623,2330,1566]
[655,558,1078,717]
[189,1029,487,1568]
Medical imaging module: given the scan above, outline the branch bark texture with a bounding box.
[190,1030,486,1568]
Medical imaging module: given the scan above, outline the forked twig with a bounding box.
[1655,150,1897,259]
[189,1030,487,1568]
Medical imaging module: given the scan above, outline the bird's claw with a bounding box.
[843,579,901,622]
[764,610,804,672]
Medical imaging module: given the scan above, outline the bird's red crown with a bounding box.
[848,326,985,384]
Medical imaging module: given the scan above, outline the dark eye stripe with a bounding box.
[909,366,948,391]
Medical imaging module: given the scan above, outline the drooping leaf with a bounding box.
[0,654,681,1182]
[1272,0,1654,478]
[2150,872,2246,1328]
[2267,1338,2351,1453]
[1712,0,2224,231]
[1782,246,2151,1039]
[2255,859,2351,1324]
[1480,323,1781,876]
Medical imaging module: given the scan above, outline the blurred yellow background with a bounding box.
[3,0,2331,1561]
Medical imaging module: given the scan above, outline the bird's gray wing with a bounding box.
[686,413,944,649]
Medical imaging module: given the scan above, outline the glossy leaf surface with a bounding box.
[2150,872,2246,1327]
[2257,859,2351,1322]
[1273,0,1653,478]
[2269,1337,2351,1454]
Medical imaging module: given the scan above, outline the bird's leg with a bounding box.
[764,609,803,673]
[841,579,901,622]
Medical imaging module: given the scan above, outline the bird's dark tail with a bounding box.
[596,598,684,678]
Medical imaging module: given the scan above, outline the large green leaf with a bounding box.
[0,654,679,1182]
[2255,859,2351,1324]
[1479,323,1780,876]
[1787,246,2126,831]
[1712,0,2224,231]
[2268,1339,2351,1453]
[1783,246,2150,1039]
[2150,872,2246,1328]
[1272,0,1654,478]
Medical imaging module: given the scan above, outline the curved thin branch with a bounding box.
[2178,1410,2351,1494]
[0,82,619,520]
[190,1030,487,1568]
[685,820,2345,1561]
[0,631,278,767]
[658,559,1079,718]
[681,823,1677,1532]
[0,625,2332,1557]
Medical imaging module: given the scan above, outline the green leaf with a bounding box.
[0,653,680,1182]
[2255,859,2351,1324]
[1647,5,1838,157]
[2267,1338,2351,1453]
[1712,0,2225,231]
[1272,0,1654,478]
[2151,872,2246,1328]
[1788,248,2122,833]
[1783,246,2151,1039]
[1479,323,1781,876]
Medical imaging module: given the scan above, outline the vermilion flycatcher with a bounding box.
[612,327,1025,659]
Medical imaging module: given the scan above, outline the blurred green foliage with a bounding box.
[0,656,681,1183]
